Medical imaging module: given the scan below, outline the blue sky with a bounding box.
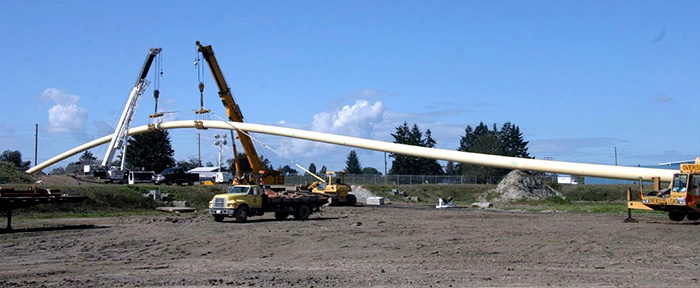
[1,1,699,174]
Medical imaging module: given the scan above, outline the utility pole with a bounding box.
[614,146,618,166]
[198,133,202,166]
[384,152,387,184]
[34,123,38,167]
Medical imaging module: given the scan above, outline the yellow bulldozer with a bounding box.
[297,171,357,206]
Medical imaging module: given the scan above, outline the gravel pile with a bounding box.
[489,170,564,202]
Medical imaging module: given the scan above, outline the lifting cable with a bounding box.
[194,49,208,115]
[151,52,163,118]
[204,108,310,173]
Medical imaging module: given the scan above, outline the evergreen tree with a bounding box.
[389,122,443,175]
[319,165,327,176]
[307,163,317,176]
[345,150,363,174]
[79,151,97,165]
[457,122,530,183]
[0,150,31,171]
[445,161,457,175]
[125,130,175,173]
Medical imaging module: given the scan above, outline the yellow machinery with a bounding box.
[627,158,700,222]
[299,171,356,206]
[196,41,283,185]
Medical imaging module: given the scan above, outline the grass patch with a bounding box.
[362,183,638,213]
[0,162,33,184]
[10,183,228,219]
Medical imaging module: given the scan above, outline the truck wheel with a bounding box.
[275,212,289,220]
[188,179,194,186]
[294,205,311,220]
[235,207,249,222]
[166,181,173,186]
[687,214,700,221]
[213,215,225,222]
[346,194,357,206]
[668,211,686,222]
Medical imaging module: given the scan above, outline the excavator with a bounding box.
[195,41,283,185]
[297,171,357,206]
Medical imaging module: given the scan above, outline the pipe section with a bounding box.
[27,120,676,182]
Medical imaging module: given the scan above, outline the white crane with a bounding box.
[98,47,162,181]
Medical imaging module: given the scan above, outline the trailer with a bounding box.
[0,186,86,230]
[208,185,329,222]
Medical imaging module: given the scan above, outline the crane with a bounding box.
[97,47,162,182]
[195,41,283,185]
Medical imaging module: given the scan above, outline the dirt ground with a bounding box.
[1,205,698,287]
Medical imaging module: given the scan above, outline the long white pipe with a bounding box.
[27,120,677,182]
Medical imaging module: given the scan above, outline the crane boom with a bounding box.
[196,41,278,183]
[101,47,162,168]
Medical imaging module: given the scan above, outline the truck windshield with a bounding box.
[227,186,250,194]
[672,174,688,192]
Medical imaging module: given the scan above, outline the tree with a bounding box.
[226,153,274,174]
[0,150,31,171]
[306,163,317,176]
[50,167,66,175]
[345,150,363,174]
[176,157,201,171]
[125,130,175,173]
[79,151,97,165]
[361,167,382,175]
[445,161,457,175]
[457,122,531,183]
[389,122,443,175]
[278,165,298,175]
[319,165,327,176]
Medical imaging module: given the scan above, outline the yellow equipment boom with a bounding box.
[196,41,283,184]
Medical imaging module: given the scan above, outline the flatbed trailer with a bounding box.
[209,185,329,222]
[1,186,87,231]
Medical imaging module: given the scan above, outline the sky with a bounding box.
[1,0,699,174]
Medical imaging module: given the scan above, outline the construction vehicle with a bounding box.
[1,186,86,230]
[627,158,700,222]
[152,167,199,186]
[88,47,162,183]
[208,185,329,222]
[297,171,357,206]
[195,41,283,185]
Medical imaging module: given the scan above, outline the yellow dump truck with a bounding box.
[208,185,329,222]
[627,160,700,222]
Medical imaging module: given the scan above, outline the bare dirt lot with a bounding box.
[1,206,698,287]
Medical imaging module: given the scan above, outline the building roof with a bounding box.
[188,167,220,173]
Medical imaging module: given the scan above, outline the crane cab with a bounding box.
[628,159,700,221]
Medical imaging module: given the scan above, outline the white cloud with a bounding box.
[39,88,88,133]
[276,100,386,159]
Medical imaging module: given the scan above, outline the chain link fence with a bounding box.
[283,174,520,186]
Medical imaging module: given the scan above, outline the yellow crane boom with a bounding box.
[195,41,282,184]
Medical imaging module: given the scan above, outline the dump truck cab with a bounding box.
[210,185,263,220]
[628,161,700,222]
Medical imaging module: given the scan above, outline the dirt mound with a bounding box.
[489,170,563,202]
